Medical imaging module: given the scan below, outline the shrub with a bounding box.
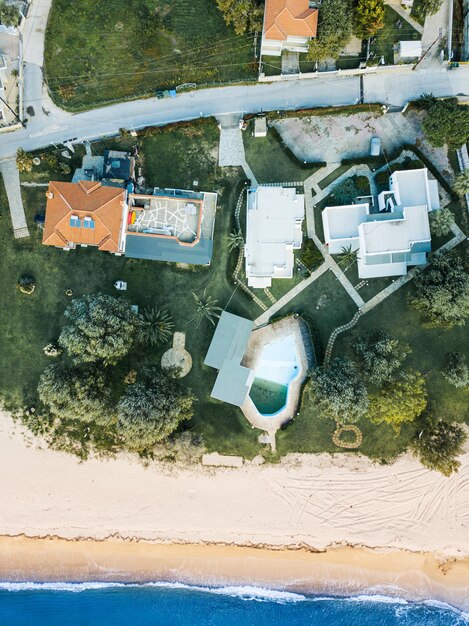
[441,351,469,388]
[16,275,35,295]
[300,239,323,271]
[429,207,454,237]
[411,414,466,476]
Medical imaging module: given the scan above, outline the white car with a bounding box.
[370,137,381,156]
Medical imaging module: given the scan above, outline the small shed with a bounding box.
[254,117,267,138]
[398,40,422,59]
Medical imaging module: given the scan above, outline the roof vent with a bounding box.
[46,191,54,199]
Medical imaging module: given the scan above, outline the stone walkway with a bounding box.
[218,124,258,186]
[281,51,300,75]
[0,159,29,238]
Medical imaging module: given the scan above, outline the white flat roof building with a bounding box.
[322,168,438,279]
[245,186,305,288]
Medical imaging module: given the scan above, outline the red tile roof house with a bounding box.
[42,181,127,254]
[261,0,318,57]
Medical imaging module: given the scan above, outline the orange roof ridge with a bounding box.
[263,0,318,41]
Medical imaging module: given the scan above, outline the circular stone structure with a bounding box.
[161,332,192,378]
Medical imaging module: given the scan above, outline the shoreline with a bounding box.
[0,538,468,611]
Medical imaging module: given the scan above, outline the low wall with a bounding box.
[258,64,412,83]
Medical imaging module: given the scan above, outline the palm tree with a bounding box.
[337,245,357,268]
[453,169,469,197]
[142,307,174,346]
[418,92,436,108]
[227,229,244,252]
[16,148,34,173]
[190,290,222,328]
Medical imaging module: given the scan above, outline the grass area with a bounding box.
[243,123,325,184]
[344,263,394,302]
[370,6,421,65]
[261,55,282,77]
[44,0,257,110]
[0,120,264,458]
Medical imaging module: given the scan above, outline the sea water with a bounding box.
[0,583,467,626]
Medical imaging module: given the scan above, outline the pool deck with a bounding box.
[240,317,310,448]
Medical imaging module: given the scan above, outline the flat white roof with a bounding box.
[245,186,304,285]
[390,169,433,208]
[360,205,430,255]
[322,203,369,241]
[399,40,422,58]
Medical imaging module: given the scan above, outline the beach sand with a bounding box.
[1,411,469,608]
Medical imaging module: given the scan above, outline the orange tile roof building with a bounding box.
[42,181,127,254]
[261,0,318,57]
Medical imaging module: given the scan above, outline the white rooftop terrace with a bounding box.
[322,203,369,254]
[360,205,431,255]
[245,186,304,288]
[390,168,440,211]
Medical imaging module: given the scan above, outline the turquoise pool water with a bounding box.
[249,378,289,416]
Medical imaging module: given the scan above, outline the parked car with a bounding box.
[370,136,381,156]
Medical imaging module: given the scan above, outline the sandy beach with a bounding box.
[1,410,469,607]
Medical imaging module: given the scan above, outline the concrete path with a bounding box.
[218,122,258,186]
[419,0,450,68]
[0,159,29,238]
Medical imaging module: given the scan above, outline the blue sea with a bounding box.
[0,583,468,626]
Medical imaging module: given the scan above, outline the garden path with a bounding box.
[0,159,29,238]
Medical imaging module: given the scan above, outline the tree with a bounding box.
[16,148,34,173]
[227,229,244,252]
[412,0,442,20]
[354,0,385,38]
[216,0,263,35]
[411,415,467,476]
[453,169,469,197]
[190,290,223,328]
[366,370,427,430]
[352,329,411,386]
[141,306,174,346]
[331,177,362,204]
[0,1,20,27]
[309,357,368,423]
[429,207,454,237]
[307,0,353,61]
[337,244,357,268]
[117,367,195,451]
[38,363,113,425]
[422,99,469,149]
[409,254,469,328]
[59,293,141,365]
[441,351,469,388]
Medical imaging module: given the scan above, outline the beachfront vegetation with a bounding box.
[44,0,257,110]
[216,0,264,35]
[366,370,427,430]
[409,254,469,329]
[351,329,411,387]
[429,207,454,237]
[58,294,141,365]
[309,357,369,424]
[422,99,469,149]
[117,367,195,452]
[441,352,469,388]
[411,415,467,476]
[307,0,353,62]
[38,363,113,425]
[354,0,385,39]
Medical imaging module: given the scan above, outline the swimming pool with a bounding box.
[249,335,300,416]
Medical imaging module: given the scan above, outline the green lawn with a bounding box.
[0,121,263,458]
[44,0,258,110]
[370,6,421,65]
[243,123,325,184]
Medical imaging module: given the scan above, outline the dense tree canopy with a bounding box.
[354,0,385,38]
[307,0,353,61]
[409,254,469,328]
[441,351,469,388]
[0,1,20,27]
[429,207,454,237]
[38,363,113,425]
[422,99,469,149]
[366,370,427,429]
[216,0,264,35]
[411,415,466,476]
[352,329,410,387]
[309,357,368,423]
[59,294,141,365]
[412,0,442,20]
[117,367,195,451]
